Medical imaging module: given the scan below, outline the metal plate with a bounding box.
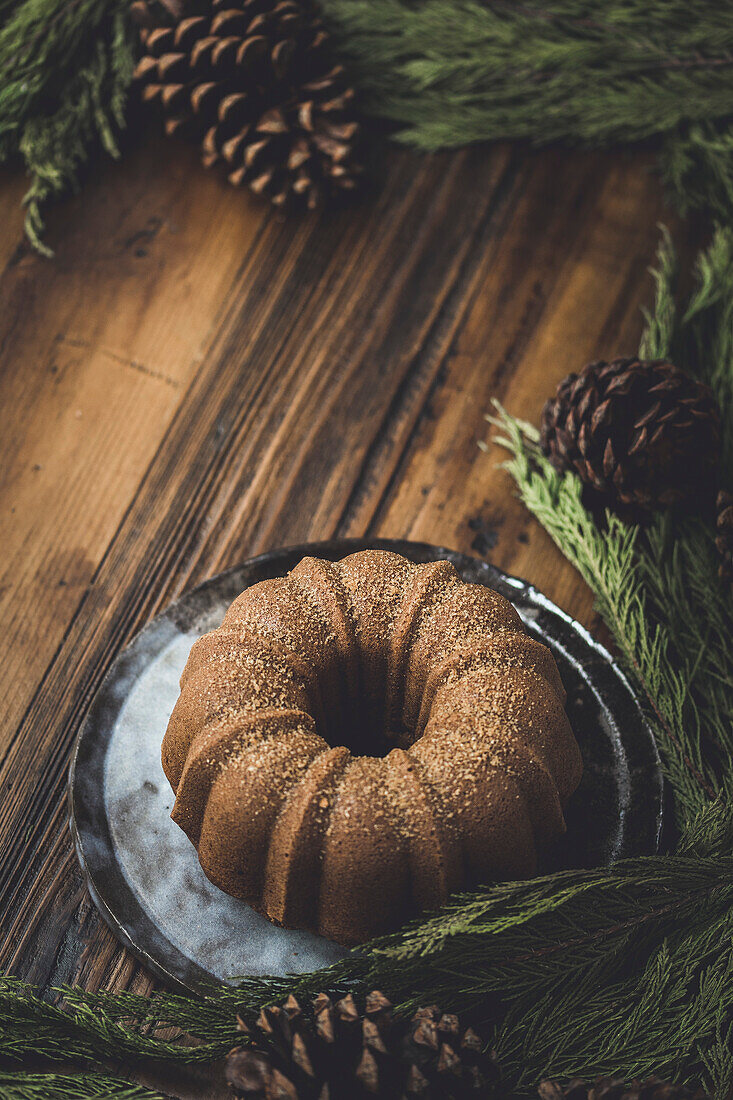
[69,538,663,994]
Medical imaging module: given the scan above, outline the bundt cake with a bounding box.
[162,549,583,946]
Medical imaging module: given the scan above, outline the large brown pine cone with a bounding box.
[538,1076,710,1100]
[224,991,500,1099]
[131,0,361,209]
[540,357,720,519]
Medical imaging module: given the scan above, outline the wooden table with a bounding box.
[0,135,695,1094]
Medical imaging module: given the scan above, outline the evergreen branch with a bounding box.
[497,905,733,1090]
[0,1070,165,1100]
[0,0,136,253]
[0,976,235,1065]
[3,803,733,1092]
[320,0,733,148]
[20,21,134,255]
[487,410,716,818]
[319,0,733,220]
[661,122,733,223]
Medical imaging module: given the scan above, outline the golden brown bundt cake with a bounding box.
[162,550,583,945]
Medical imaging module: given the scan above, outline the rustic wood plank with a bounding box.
[0,133,697,1071]
[0,139,267,751]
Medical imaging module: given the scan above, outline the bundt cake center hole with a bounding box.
[323,697,417,758]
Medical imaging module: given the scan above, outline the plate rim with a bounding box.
[68,537,663,994]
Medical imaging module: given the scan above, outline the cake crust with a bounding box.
[162,550,583,945]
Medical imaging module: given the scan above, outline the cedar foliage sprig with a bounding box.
[3,0,733,248]
[0,1070,165,1100]
[318,0,733,219]
[0,0,135,253]
[3,806,733,1092]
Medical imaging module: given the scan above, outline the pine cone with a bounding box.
[131,0,361,209]
[716,489,733,584]
[538,1076,709,1100]
[540,358,720,519]
[224,991,500,1099]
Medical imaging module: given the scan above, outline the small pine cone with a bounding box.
[538,1075,710,1100]
[224,991,500,1099]
[131,0,361,209]
[540,358,720,520]
[716,489,733,584]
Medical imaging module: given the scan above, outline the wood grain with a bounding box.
[0,132,695,1093]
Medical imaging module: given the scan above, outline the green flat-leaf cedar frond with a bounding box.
[3,804,733,1090]
[0,0,135,252]
[318,1,733,178]
[0,1070,165,1100]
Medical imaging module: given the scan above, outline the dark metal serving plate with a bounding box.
[69,538,663,994]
